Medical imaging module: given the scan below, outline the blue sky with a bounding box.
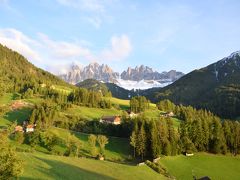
[0,0,240,74]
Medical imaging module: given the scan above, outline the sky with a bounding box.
[0,0,240,74]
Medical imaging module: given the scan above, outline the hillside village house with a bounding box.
[15,124,35,133]
[161,111,174,117]
[126,110,138,118]
[100,116,121,125]
[15,125,23,132]
[26,124,35,133]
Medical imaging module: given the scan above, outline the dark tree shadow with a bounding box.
[3,107,31,124]
[21,156,115,180]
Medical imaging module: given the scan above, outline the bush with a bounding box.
[51,146,64,156]
[145,160,172,178]
[13,132,24,144]
[15,147,34,153]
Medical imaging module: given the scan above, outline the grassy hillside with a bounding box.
[20,152,165,180]
[64,105,122,120]
[0,93,18,105]
[0,44,73,95]
[51,127,131,161]
[160,153,240,180]
[0,107,32,127]
[0,93,32,127]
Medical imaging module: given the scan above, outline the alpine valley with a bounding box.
[2,1,240,180]
[1,44,240,180]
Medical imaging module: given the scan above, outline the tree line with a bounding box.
[130,100,240,160]
[68,88,111,108]
[130,96,150,113]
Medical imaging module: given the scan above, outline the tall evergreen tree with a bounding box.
[136,123,147,160]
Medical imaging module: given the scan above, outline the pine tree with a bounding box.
[137,123,147,160]
[150,121,161,158]
[29,109,36,124]
[223,120,233,153]
[130,130,137,158]
[210,117,226,154]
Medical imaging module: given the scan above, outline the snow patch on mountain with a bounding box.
[225,50,240,59]
[116,79,170,90]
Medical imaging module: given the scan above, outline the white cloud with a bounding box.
[84,16,102,29]
[56,0,114,28]
[0,28,132,73]
[38,33,95,60]
[101,34,132,61]
[0,28,41,61]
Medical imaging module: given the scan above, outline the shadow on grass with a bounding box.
[21,156,115,180]
[3,108,31,124]
[119,105,129,111]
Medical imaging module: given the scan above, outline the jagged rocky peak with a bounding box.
[59,62,119,84]
[121,65,184,81]
[71,63,81,71]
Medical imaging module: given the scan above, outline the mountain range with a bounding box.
[58,63,184,90]
[1,42,239,118]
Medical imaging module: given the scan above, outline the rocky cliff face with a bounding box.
[59,63,119,84]
[121,65,184,82]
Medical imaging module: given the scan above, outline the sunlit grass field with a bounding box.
[51,127,131,161]
[65,105,122,120]
[0,93,17,105]
[19,152,165,180]
[159,153,240,180]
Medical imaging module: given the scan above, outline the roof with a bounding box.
[101,116,120,122]
[15,125,23,128]
[15,125,23,129]
[15,126,23,132]
[26,125,35,128]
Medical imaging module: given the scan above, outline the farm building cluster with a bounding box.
[99,110,139,125]
[15,122,36,133]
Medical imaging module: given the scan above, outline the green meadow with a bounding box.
[159,153,240,180]
[51,127,131,161]
[0,108,32,127]
[0,93,18,105]
[65,105,122,120]
[19,152,165,180]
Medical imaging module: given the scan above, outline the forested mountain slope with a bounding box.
[0,44,72,95]
[144,51,240,118]
[76,79,137,99]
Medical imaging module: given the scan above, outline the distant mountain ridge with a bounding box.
[59,63,184,89]
[59,63,119,84]
[121,65,183,82]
